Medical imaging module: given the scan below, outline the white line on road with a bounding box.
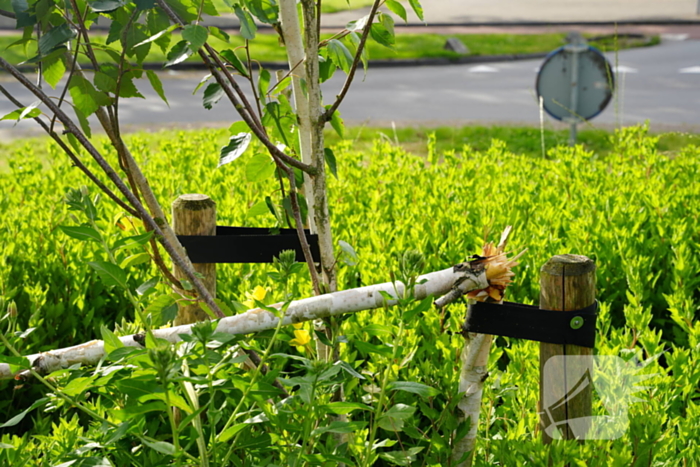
[469,65,499,73]
[679,66,700,74]
[613,65,639,74]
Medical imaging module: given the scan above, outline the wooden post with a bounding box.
[539,254,595,443]
[172,194,216,325]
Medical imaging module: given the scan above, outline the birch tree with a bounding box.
[0,0,424,317]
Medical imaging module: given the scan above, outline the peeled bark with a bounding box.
[300,0,336,292]
[279,0,317,234]
[451,227,523,466]
[0,264,488,380]
[452,323,494,466]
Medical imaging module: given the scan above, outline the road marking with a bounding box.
[469,65,499,73]
[613,65,638,74]
[661,34,689,41]
[679,66,700,74]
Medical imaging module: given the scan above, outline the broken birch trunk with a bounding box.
[0,262,491,380]
[444,227,525,467]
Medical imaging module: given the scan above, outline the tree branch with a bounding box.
[0,56,225,321]
[153,0,316,175]
[0,8,15,19]
[0,84,140,217]
[0,263,491,379]
[324,0,382,121]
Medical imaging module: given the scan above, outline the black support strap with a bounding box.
[177,226,320,264]
[464,300,598,348]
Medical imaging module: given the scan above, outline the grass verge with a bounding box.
[2,124,697,172]
[0,32,658,68]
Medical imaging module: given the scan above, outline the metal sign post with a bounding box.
[536,33,615,146]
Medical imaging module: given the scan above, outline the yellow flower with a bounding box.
[242,285,268,309]
[292,322,303,329]
[289,329,311,346]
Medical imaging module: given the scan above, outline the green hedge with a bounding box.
[0,125,698,465]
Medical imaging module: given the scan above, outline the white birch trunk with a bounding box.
[279,0,317,234]
[452,329,494,467]
[300,0,336,292]
[0,265,488,380]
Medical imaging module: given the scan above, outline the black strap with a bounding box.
[464,300,598,348]
[177,226,320,264]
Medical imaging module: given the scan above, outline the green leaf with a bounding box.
[165,40,193,67]
[133,25,177,48]
[234,5,257,40]
[88,0,126,12]
[336,360,365,379]
[125,24,151,63]
[62,376,96,397]
[182,24,208,52]
[134,0,155,10]
[88,261,128,289]
[378,447,424,466]
[354,340,392,357]
[220,49,249,77]
[59,225,102,243]
[202,82,224,110]
[408,0,424,21]
[346,32,369,75]
[326,106,345,138]
[147,9,172,52]
[387,381,440,398]
[1,105,40,122]
[19,45,66,66]
[247,0,278,24]
[0,355,30,374]
[327,39,353,74]
[43,53,65,89]
[245,153,276,182]
[146,70,169,106]
[142,391,192,412]
[120,252,151,269]
[338,240,358,266]
[141,438,176,456]
[136,277,159,296]
[0,398,47,428]
[218,423,249,443]
[74,106,92,138]
[111,402,166,421]
[385,0,407,22]
[143,294,177,327]
[403,296,432,321]
[112,231,154,251]
[94,71,118,94]
[370,13,395,48]
[324,147,338,179]
[11,0,36,28]
[326,402,372,415]
[209,26,230,43]
[246,200,269,219]
[219,132,252,167]
[257,68,270,102]
[38,23,76,55]
[68,75,112,117]
[101,324,124,355]
[319,52,336,83]
[311,421,366,437]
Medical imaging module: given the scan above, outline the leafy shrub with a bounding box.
[0,125,699,465]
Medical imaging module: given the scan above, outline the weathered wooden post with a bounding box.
[539,254,596,443]
[172,194,216,325]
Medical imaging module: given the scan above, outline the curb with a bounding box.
[6,52,552,74]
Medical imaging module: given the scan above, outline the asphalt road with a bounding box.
[2,38,700,138]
